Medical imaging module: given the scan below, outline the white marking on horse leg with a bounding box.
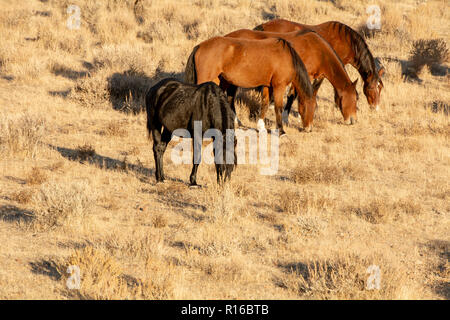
[257,119,266,131]
[375,105,380,111]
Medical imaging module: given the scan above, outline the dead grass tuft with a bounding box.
[152,214,168,228]
[104,121,128,137]
[31,181,97,231]
[291,160,344,184]
[278,253,407,299]
[75,144,96,161]
[0,114,46,158]
[61,246,128,299]
[349,198,423,224]
[26,167,48,185]
[11,189,34,204]
[132,255,178,299]
[279,188,336,217]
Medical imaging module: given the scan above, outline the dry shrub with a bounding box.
[291,160,343,184]
[295,215,327,237]
[152,214,167,228]
[11,189,34,204]
[107,68,151,114]
[26,167,48,185]
[133,255,177,299]
[410,39,449,74]
[204,185,239,222]
[350,198,423,224]
[61,247,128,299]
[105,121,128,137]
[31,181,97,231]
[0,114,46,158]
[236,89,263,121]
[75,144,96,161]
[69,71,110,108]
[278,253,407,299]
[280,189,333,215]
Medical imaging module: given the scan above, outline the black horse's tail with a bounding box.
[145,88,155,141]
[277,38,313,98]
[184,45,199,84]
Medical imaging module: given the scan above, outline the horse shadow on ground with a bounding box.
[48,144,184,184]
[0,205,34,224]
[29,260,62,281]
[422,239,449,299]
[381,56,449,83]
[50,64,90,81]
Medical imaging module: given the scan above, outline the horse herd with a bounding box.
[146,19,385,186]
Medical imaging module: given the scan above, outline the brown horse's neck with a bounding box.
[319,50,353,95]
[315,21,378,83]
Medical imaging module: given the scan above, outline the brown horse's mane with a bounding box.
[329,21,378,81]
[276,38,313,98]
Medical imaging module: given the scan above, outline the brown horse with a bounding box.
[184,37,318,134]
[225,29,358,128]
[254,19,385,110]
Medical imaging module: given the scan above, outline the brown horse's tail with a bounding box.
[184,45,199,84]
[277,38,313,98]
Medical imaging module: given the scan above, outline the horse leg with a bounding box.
[334,88,340,110]
[273,86,286,136]
[258,87,271,132]
[189,137,201,187]
[284,86,298,125]
[153,127,171,183]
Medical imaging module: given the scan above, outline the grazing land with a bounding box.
[0,0,448,299]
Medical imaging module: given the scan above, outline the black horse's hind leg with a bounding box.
[153,128,171,183]
[189,164,199,187]
[189,136,202,187]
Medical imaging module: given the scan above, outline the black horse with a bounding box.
[146,78,236,186]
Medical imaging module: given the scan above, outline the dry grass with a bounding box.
[0,0,448,300]
[31,181,97,231]
[26,167,48,185]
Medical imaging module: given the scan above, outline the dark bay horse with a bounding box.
[146,78,235,186]
[254,19,385,110]
[184,37,317,134]
[225,29,358,128]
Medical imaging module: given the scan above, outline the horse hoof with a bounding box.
[189,184,202,189]
[303,126,312,133]
[344,116,357,125]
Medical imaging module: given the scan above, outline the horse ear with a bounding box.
[378,67,385,78]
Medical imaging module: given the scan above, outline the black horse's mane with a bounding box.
[276,38,313,98]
